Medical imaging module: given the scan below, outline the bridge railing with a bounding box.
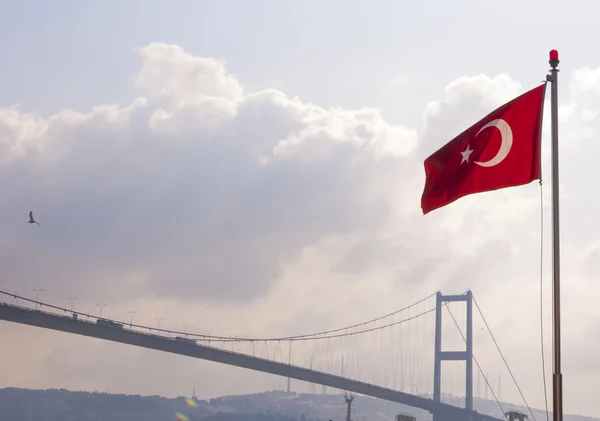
[0,290,249,341]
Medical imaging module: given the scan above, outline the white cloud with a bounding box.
[1,43,600,416]
[383,76,409,91]
[134,43,243,102]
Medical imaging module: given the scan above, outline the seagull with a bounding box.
[28,211,40,225]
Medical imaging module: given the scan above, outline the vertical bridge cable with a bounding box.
[0,288,442,394]
[444,303,506,417]
[471,293,537,421]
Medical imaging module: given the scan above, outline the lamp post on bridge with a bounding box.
[371,371,378,385]
[0,281,6,300]
[32,289,42,310]
[156,317,164,330]
[182,324,191,336]
[127,310,136,327]
[68,297,77,312]
[96,303,106,318]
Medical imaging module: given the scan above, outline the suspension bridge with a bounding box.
[0,289,533,421]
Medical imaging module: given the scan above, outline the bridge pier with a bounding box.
[432,291,474,421]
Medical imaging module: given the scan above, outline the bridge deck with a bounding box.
[0,302,502,421]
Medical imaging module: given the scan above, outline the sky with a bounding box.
[1,0,600,417]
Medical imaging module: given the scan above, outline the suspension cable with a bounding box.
[0,288,435,342]
[472,293,536,421]
[278,291,437,339]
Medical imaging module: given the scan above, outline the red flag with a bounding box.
[421,84,546,215]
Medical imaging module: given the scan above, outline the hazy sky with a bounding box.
[1,0,600,417]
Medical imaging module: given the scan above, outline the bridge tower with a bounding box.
[432,291,473,421]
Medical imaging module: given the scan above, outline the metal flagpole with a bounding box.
[548,49,563,421]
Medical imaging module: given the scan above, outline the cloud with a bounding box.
[383,76,409,90]
[0,42,419,305]
[135,43,244,103]
[1,43,600,415]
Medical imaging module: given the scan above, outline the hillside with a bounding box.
[0,388,596,421]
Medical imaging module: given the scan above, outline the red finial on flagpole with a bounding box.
[550,49,559,69]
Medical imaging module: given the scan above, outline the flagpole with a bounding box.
[548,49,563,421]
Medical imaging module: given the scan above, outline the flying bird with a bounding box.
[28,211,40,225]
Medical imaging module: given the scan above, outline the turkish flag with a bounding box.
[421,84,547,215]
